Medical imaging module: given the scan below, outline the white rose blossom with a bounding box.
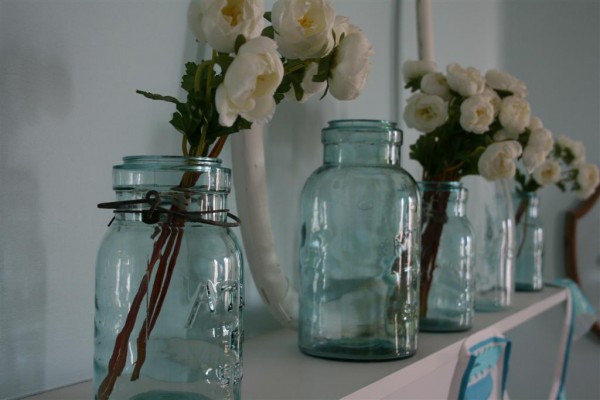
[215,37,284,127]
[328,27,373,100]
[446,63,486,97]
[521,147,547,173]
[271,0,335,60]
[529,116,544,130]
[532,159,562,186]
[575,162,600,199]
[485,69,528,97]
[194,0,265,53]
[481,88,502,115]
[528,128,554,154]
[459,94,495,134]
[499,95,531,136]
[478,140,522,181]
[403,93,448,133]
[421,72,451,101]
[402,60,437,83]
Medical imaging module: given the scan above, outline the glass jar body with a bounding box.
[464,177,515,312]
[298,120,420,361]
[514,192,543,291]
[419,182,474,332]
[94,156,244,400]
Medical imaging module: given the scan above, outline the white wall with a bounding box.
[0,0,598,399]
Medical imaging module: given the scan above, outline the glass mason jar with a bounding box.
[514,191,543,291]
[298,120,421,361]
[418,182,474,332]
[94,156,244,400]
[463,177,515,312]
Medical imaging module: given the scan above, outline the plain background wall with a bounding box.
[0,0,598,399]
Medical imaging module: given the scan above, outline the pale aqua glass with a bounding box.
[464,177,515,312]
[298,120,421,361]
[418,182,474,332]
[94,156,243,400]
[514,192,543,291]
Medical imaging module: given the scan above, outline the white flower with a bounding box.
[557,135,586,166]
[485,69,528,97]
[403,93,448,133]
[528,128,554,154]
[521,146,547,173]
[532,159,562,186]
[195,0,265,53]
[481,88,501,115]
[421,72,451,101]
[402,60,437,83]
[576,162,600,199]
[478,140,522,181]
[529,116,544,130]
[499,96,531,136]
[459,94,495,134]
[446,63,485,97]
[286,62,326,102]
[271,0,335,60]
[328,29,373,100]
[215,37,284,127]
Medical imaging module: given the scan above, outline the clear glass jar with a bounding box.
[94,156,243,400]
[298,120,420,361]
[463,177,515,311]
[419,182,474,332]
[514,191,543,291]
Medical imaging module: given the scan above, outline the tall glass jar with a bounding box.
[94,156,244,400]
[463,177,515,311]
[298,120,420,361]
[419,182,474,332]
[514,191,543,291]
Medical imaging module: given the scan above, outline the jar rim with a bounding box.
[120,155,222,164]
[418,181,465,191]
[322,119,402,145]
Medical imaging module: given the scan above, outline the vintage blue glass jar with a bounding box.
[94,156,243,400]
[418,181,474,332]
[514,191,543,291]
[298,120,420,361]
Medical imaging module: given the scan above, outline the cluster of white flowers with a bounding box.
[403,60,535,182]
[189,0,373,128]
[401,60,599,198]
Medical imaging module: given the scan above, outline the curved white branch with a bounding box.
[231,125,298,329]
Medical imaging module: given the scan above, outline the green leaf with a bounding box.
[261,25,275,39]
[234,34,246,53]
[263,11,272,22]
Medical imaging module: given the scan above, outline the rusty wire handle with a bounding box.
[98,190,240,227]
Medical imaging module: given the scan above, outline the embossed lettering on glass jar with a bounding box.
[94,156,244,400]
[298,120,420,361]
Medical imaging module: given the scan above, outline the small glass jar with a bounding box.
[94,156,243,400]
[298,120,420,361]
[464,177,515,312]
[419,181,474,332]
[514,191,543,291]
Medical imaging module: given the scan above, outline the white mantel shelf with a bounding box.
[25,287,567,400]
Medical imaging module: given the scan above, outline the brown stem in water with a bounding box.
[515,197,529,258]
[98,137,230,399]
[419,189,450,319]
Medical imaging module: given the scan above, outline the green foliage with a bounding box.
[409,93,492,181]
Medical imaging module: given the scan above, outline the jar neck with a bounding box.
[419,181,468,217]
[112,156,231,224]
[516,191,539,218]
[322,120,402,166]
